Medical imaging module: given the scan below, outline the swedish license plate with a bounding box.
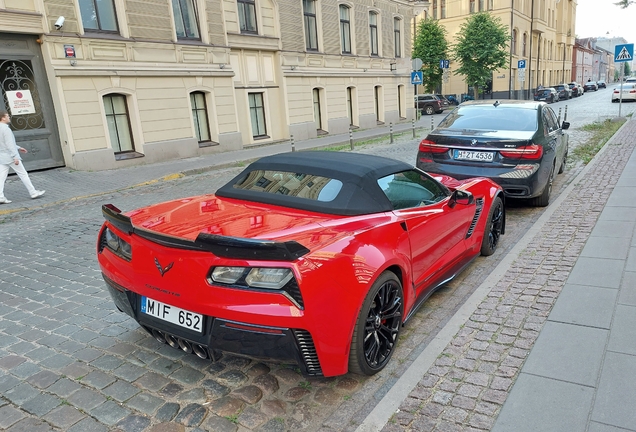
[141,296,203,333]
[454,150,494,162]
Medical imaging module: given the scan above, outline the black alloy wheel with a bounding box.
[530,164,555,207]
[349,272,403,375]
[481,196,504,256]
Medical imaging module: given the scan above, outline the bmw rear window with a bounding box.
[231,170,343,202]
[438,105,538,131]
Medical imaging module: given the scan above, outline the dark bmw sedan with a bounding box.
[416,100,570,207]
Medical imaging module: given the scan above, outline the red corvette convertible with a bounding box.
[97,152,504,377]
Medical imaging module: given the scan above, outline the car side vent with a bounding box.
[293,329,323,376]
[284,279,304,309]
[466,198,484,239]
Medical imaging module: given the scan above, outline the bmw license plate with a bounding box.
[454,150,494,162]
[141,296,203,333]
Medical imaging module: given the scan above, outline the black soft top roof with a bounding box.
[216,151,413,216]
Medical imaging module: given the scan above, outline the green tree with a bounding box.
[615,69,620,81]
[624,62,632,77]
[412,18,448,94]
[614,0,633,8]
[452,12,510,98]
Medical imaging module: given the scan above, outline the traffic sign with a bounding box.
[615,44,634,63]
[518,59,526,69]
[439,59,450,69]
[412,58,423,70]
[517,69,526,82]
[411,71,423,85]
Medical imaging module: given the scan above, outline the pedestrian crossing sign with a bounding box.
[411,71,423,85]
[614,44,634,63]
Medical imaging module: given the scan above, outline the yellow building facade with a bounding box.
[425,0,576,100]
[0,0,417,171]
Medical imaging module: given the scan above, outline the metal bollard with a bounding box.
[557,108,562,123]
[390,122,394,144]
[431,116,434,131]
[290,134,295,152]
[563,105,568,122]
[349,128,354,150]
[412,119,416,139]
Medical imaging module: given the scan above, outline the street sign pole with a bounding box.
[613,44,633,117]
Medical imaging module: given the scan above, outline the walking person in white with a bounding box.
[0,110,45,204]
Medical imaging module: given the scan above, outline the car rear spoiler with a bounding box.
[102,204,309,261]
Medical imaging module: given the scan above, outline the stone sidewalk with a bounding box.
[377,117,636,431]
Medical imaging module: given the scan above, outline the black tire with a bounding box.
[558,150,567,174]
[480,196,504,256]
[529,165,555,207]
[425,105,435,115]
[348,272,403,376]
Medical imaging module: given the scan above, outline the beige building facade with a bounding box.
[425,0,576,100]
[0,0,417,171]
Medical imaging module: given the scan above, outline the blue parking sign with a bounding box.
[518,59,526,69]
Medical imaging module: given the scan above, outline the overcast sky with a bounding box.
[575,0,636,44]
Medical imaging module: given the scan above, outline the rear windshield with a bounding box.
[231,170,343,202]
[438,105,538,131]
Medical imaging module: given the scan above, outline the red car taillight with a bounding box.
[630,90,636,94]
[614,90,620,93]
[419,139,449,153]
[499,144,544,160]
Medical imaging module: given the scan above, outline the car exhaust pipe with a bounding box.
[178,338,193,354]
[151,329,166,344]
[165,334,179,349]
[193,343,209,359]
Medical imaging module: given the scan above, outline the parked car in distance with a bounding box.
[554,84,572,100]
[625,77,636,84]
[416,100,570,207]
[415,94,447,115]
[596,80,607,89]
[534,88,559,103]
[97,151,505,377]
[568,82,581,97]
[584,81,598,92]
[611,83,636,102]
[433,94,451,110]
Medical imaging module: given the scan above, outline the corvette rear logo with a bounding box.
[154,258,174,277]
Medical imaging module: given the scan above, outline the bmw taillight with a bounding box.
[614,90,620,93]
[419,139,449,153]
[499,144,544,160]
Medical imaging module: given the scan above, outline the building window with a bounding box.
[512,29,517,55]
[79,0,118,32]
[103,94,134,154]
[303,0,318,51]
[369,12,379,56]
[488,0,493,9]
[190,92,211,143]
[238,0,257,33]
[432,0,437,19]
[340,5,352,54]
[479,0,484,11]
[313,88,322,130]
[172,0,200,39]
[470,0,475,13]
[248,93,267,138]
[441,0,446,18]
[394,18,401,57]
[523,33,527,57]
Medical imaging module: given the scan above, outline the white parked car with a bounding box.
[611,83,636,102]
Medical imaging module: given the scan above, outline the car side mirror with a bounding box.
[449,189,474,208]
[562,121,570,130]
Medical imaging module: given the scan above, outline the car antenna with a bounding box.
[493,100,500,107]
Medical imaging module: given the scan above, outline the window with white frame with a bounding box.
[441,0,446,18]
[432,0,437,19]
[172,0,200,39]
[248,93,267,138]
[304,0,318,51]
[190,92,211,143]
[103,94,134,154]
[369,11,379,56]
[523,33,527,57]
[79,0,118,32]
[238,0,257,33]
[470,0,475,13]
[394,18,401,57]
[339,5,352,54]
[512,29,517,55]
